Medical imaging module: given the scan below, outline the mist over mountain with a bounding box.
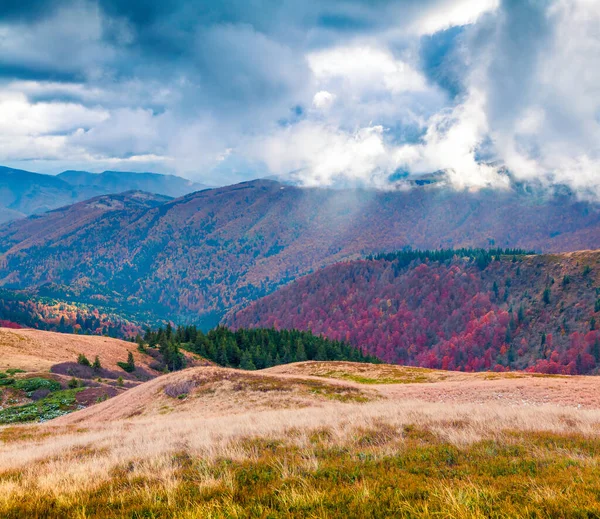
[0,179,598,327]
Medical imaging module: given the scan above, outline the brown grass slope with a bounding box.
[0,327,160,375]
[4,362,600,516]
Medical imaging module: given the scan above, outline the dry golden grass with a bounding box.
[0,328,156,374]
[3,362,600,517]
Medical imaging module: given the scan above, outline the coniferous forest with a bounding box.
[143,325,379,371]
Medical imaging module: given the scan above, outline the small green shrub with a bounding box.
[0,389,81,424]
[117,351,135,373]
[6,369,25,375]
[0,378,15,387]
[67,378,79,389]
[77,354,91,367]
[14,378,61,394]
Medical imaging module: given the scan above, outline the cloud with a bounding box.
[312,91,336,109]
[409,0,500,35]
[0,0,598,199]
[247,122,396,187]
[308,45,428,94]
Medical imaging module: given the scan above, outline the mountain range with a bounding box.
[0,165,207,222]
[0,178,599,326]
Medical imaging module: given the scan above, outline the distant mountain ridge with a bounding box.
[0,165,207,223]
[0,179,599,326]
[57,170,208,198]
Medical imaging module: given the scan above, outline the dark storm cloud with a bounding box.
[0,0,68,21]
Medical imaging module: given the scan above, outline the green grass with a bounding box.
[0,389,83,424]
[318,368,438,385]
[3,426,600,517]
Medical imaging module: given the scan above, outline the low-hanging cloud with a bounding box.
[0,0,598,197]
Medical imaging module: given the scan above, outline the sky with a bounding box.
[1,0,599,196]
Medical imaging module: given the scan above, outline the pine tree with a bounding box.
[240,351,256,370]
[127,351,135,371]
[295,339,307,362]
[77,353,91,367]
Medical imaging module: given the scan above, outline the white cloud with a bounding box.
[312,90,336,109]
[247,122,399,187]
[0,91,108,137]
[308,45,427,95]
[410,0,500,35]
[395,89,507,189]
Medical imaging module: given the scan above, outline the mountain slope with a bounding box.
[228,249,600,374]
[58,170,208,198]
[0,180,599,323]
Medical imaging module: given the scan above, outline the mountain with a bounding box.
[227,249,600,374]
[58,170,208,198]
[0,179,599,325]
[0,165,206,223]
[0,165,98,222]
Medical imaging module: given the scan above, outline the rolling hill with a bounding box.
[228,249,600,374]
[0,179,599,325]
[3,360,600,517]
[0,326,209,426]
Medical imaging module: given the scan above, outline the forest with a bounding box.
[228,249,600,375]
[143,325,379,371]
[1,179,599,326]
[0,289,144,338]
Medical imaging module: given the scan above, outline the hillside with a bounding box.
[3,361,600,516]
[0,180,599,325]
[228,249,600,374]
[0,165,204,223]
[0,327,207,426]
[0,288,150,337]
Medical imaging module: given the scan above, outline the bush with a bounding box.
[67,378,79,389]
[117,352,135,373]
[0,378,15,387]
[14,378,61,393]
[77,354,91,367]
[92,356,102,371]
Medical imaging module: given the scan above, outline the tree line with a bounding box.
[142,325,379,371]
[367,247,535,270]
